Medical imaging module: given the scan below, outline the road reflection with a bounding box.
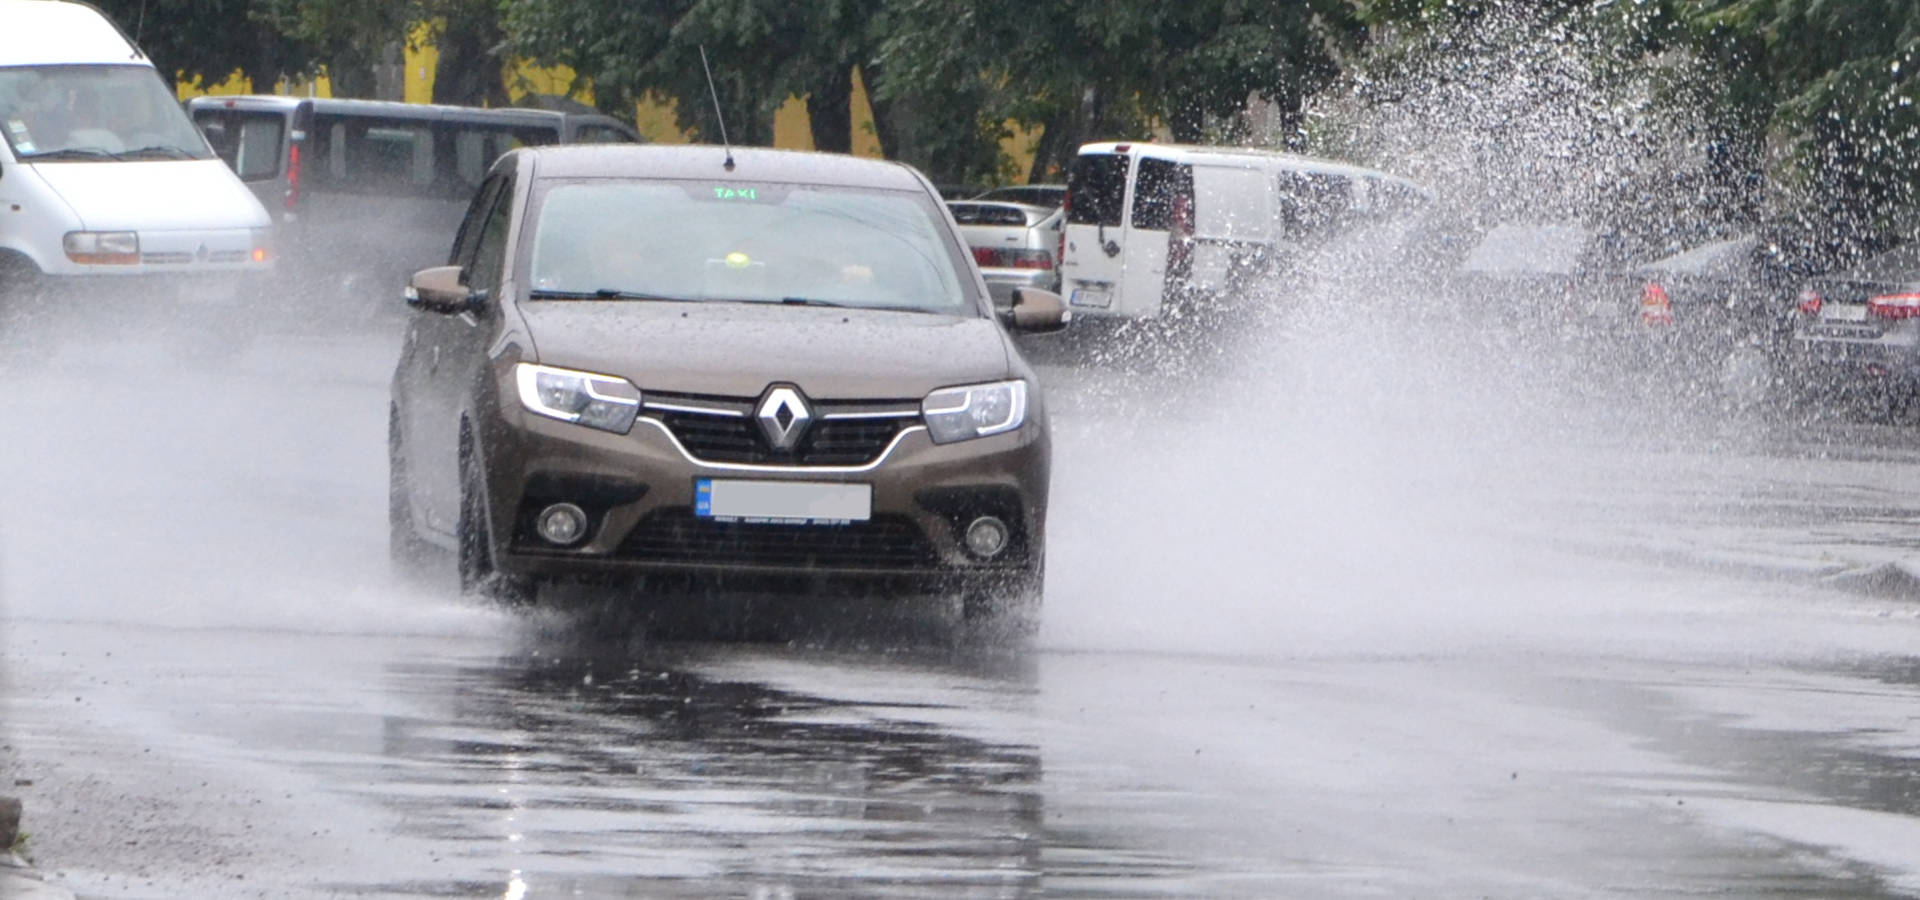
[349,630,1069,897]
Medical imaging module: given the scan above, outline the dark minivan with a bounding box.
[187,95,642,307]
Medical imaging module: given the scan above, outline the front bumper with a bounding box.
[480,407,1049,589]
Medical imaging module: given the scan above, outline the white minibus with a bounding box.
[0,0,272,296]
[1058,142,1426,320]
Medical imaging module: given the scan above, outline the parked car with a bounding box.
[388,144,1069,632]
[974,184,1066,208]
[947,199,1062,306]
[1785,243,1920,413]
[185,95,641,309]
[1450,222,1648,331]
[1629,234,1799,406]
[0,0,272,303]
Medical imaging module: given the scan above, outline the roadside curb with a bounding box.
[0,797,77,900]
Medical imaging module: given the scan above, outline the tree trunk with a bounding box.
[327,48,377,99]
[1168,97,1205,144]
[805,66,853,154]
[433,4,507,107]
[862,63,903,161]
[1027,109,1074,184]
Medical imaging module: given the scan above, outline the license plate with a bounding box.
[695,479,871,524]
[1070,288,1111,309]
[1824,303,1869,322]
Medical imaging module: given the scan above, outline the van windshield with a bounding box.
[0,65,212,161]
[528,181,976,314]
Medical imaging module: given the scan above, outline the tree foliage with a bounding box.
[98,0,1920,235]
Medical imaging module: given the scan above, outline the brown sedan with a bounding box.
[388,145,1068,630]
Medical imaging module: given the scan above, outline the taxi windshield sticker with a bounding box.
[5,118,35,154]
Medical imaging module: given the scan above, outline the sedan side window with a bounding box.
[464,179,515,297]
[449,176,504,267]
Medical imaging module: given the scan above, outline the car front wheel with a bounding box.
[960,566,1043,640]
[457,425,537,606]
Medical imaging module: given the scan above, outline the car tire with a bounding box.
[960,566,1043,641]
[0,252,40,323]
[388,405,435,576]
[457,423,537,606]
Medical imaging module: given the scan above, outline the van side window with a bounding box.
[464,180,515,294]
[1276,171,1354,239]
[572,125,632,144]
[1130,158,1191,232]
[193,110,284,181]
[1066,153,1127,228]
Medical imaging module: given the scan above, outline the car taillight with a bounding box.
[1868,292,1920,319]
[1639,281,1673,326]
[1797,289,1822,317]
[972,246,996,267]
[1006,248,1052,270]
[284,142,301,213]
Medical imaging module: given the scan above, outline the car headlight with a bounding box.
[922,379,1027,444]
[62,230,139,265]
[514,363,642,433]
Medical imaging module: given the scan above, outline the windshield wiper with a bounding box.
[529,288,696,302]
[21,148,116,161]
[114,145,199,160]
[781,297,933,314]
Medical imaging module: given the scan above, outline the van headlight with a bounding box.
[922,380,1027,444]
[514,363,642,433]
[63,231,139,265]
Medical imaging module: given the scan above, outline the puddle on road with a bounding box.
[329,639,1198,898]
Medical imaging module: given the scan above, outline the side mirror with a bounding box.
[1001,287,1071,334]
[406,265,483,315]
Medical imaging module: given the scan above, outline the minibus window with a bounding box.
[1130,158,1190,232]
[1066,153,1127,228]
[1276,171,1355,239]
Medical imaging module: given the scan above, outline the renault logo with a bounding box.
[756,385,813,452]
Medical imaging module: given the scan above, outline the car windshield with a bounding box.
[0,65,213,161]
[528,180,975,313]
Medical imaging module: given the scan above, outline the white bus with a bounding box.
[1058,142,1427,320]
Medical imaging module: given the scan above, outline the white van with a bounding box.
[0,0,272,293]
[1058,142,1427,319]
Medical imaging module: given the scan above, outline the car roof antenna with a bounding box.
[699,46,736,172]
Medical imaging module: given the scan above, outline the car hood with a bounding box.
[30,159,271,232]
[521,301,1014,399]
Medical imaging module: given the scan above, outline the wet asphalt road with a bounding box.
[2,305,1920,898]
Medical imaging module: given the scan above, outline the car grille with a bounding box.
[646,392,920,466]
[621,510,937,569]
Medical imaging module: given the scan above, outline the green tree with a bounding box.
[882,0,1365,182]
[1681,0,1920,252]
[91,0,311,90]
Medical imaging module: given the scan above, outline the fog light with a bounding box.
[536,503,588,546]
[964,516,1009,559]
